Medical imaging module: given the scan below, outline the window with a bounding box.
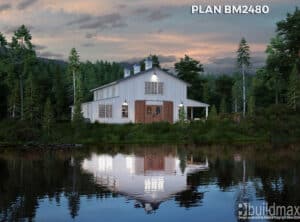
[99,105,105,118]
[145,82,164,94]
[122,105,128,118]
[106,105,112,118]
[147,106,152,115]
[158,82,163,94]
[99,104,112,118]
[156,106,161,115]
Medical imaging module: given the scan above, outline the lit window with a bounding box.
[158,82,163,94]
[147,106,152,115]
[145,82,163,94]
[156,106,161,115]
[122,105,128,118]
[144,177,164,192]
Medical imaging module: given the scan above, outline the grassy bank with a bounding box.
[1,105,299,146]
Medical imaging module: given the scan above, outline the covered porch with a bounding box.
[183,99,209,120]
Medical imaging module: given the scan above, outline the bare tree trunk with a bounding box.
[242,64,246,117]
[73,70,76,105]
[12,104,15,118]
[243,159,246,183]
[19,75,24,120]
[293,91,296,111]
[275,82,279,104]
[234,98,238,113]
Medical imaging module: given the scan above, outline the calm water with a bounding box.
[0,145,299,222]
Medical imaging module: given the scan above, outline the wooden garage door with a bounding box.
[135,100,145,123]
[163,101,173,123]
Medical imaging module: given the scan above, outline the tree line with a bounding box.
[0,27,123,131]
[0,8,299,136]
[175,8,300,117]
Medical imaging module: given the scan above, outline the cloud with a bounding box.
[147,10,171,22]
[34,44,47,50]
[81,43,95,47]
[133,7,149,15]
[17,0,38,10]
[37,51,64,59]
[204,56,266,74]
[208,56,265,66]
[66,15,92,26]
[123,54,177,64]
[157,55,177,63]
[85,32,97,38]
[3,25,34,34]
[0,3,11,12]
[116,4,127,9]
[79,13,127,29]
[133,8,171,22]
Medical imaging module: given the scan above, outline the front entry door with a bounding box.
[145,105,163,123]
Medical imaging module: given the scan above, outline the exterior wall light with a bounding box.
[151,72,158,82]
[123,100,128,106]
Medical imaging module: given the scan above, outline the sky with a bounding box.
[0,0,298,73]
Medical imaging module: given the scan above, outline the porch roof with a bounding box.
[184,99,209,107]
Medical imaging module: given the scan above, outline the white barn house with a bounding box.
[73,59,209,123]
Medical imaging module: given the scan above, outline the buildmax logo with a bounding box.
[238,203,300,220]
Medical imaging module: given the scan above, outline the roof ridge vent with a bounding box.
[145,57,153,70]
[124,68,130,78]
[133,64,141,74]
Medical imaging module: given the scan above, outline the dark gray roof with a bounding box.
[90,67,191,92]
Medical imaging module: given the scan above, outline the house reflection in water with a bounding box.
[81,150,209,213]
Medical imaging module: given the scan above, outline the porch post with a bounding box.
[191,107,193,120]
[205,106,208,119]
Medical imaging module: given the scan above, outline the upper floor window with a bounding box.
[145,82,163,95]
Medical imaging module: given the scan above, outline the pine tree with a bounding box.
[53,66,67,120]
[24,72,40,122]
[220,97,227,114]
[237,38,251,117]
[208,105,218,120]
[248,96,255,116]
[178,106,186,123]
[202,82,210,103]
[232,73,242,113]
[68,48,80,105]
[175,55,204,84]
[248,78,256,116]
[72,71,84,125]
[10,25,36,120]
[7,77,20,118]
[287,64,300,110]
[42,98,54,135]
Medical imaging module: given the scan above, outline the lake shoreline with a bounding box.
[1,140,298,150]
[1,107,299,147]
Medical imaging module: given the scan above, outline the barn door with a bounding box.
[145,105,163,123]
[135,100,145,123]
[163,101,173,123]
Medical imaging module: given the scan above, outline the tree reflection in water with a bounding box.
[0,145,299,221]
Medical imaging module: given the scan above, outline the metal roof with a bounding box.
[90,67,191,92]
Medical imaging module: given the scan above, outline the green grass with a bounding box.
[0,105,299,146]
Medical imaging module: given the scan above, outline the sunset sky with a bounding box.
[0,0,298,73]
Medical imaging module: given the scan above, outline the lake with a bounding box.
[0,145,299,222]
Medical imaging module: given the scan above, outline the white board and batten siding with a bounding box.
[76,67,209,124]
